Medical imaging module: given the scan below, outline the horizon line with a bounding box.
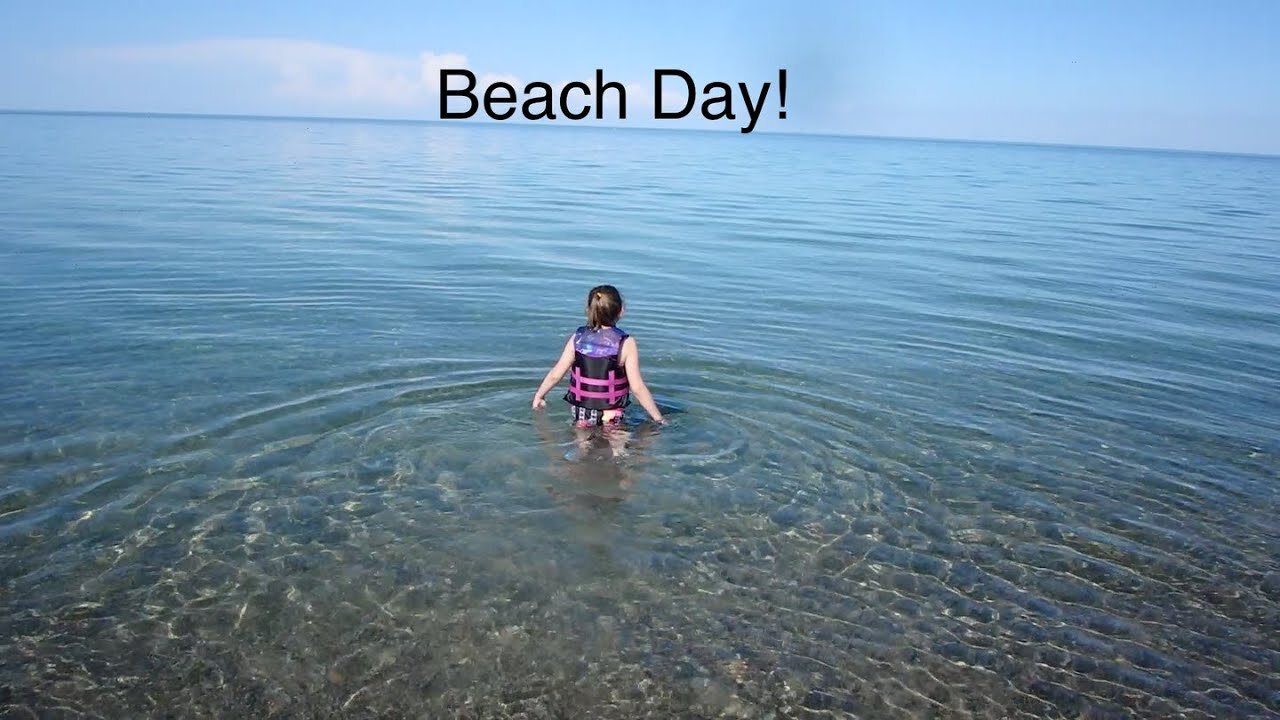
[2,107,1277,161]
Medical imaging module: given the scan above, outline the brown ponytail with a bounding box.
[585,285,623,330]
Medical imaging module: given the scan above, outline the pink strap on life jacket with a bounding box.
[569,367,629,402]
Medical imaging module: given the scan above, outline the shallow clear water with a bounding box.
[1,112,1279,719]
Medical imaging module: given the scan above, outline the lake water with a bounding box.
[1,112,1278,719]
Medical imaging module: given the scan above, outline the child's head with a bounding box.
[586,285,624,329]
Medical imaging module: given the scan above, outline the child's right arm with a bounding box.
[621,338,666,424]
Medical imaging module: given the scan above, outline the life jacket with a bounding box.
[563,325,631,410]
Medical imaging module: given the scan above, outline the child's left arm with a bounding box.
[532,336,576,409]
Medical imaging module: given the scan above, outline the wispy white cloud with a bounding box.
[80,39,456,108]
[57,37,733,131]
[69,38,665,124]
[419,51,470,91]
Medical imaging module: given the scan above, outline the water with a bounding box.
[1,112,1278,719]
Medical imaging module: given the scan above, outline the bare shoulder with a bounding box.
[621,334,639,360]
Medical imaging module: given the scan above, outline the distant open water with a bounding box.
[1,112,1278,719]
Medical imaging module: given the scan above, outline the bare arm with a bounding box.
[622,337,665,424]
[532,336,576,409]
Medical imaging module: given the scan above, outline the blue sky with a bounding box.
[1,1,1277,154]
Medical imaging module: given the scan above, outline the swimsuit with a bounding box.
[570,406,624,428]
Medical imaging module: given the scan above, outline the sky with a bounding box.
[0,0,1277,154]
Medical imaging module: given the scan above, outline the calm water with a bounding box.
[1,112,1278,719]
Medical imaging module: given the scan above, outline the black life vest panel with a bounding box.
[563,325,631,410]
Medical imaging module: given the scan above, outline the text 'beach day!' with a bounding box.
[438,69,789,134]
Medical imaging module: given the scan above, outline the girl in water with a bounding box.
[532,284,665,428]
